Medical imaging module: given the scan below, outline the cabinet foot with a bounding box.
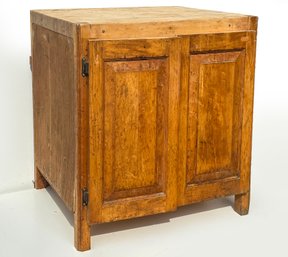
[74,213,91,251]
[234,192,250,215]
[34,166,49,189]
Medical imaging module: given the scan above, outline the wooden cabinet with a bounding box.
[30,7,258,251]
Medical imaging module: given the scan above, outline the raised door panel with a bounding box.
[178,32,256,205]
[103,59,167,201]
[187,50,245,184]
[88,38,180,223]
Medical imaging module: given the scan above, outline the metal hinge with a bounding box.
[29,56,32,72]
[82,188,89,206]
[82,57,89,77]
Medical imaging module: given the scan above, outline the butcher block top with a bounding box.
[30,6,257,39]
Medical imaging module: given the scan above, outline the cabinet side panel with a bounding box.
[32,24,76,211]
[32,25,52,184]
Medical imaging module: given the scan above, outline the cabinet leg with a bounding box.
[74,212,91,251]
[34,166,49,189]
[234,192,250,215]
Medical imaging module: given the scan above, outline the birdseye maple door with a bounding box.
[88,38,180,223]
[178,32,256,206]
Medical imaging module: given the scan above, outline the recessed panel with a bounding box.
[103,59,167,201]
[187,51,245,184]
[197,61,235,174]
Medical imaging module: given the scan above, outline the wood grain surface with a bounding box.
[32,24,76,211]
[88,38,180,224]
[31,7,257,39]
[178,32,257,206]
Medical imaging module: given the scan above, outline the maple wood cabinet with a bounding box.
[30,7,258,251]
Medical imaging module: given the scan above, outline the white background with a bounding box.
[0,1,287,257]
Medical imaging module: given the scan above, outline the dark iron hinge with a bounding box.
[82,188,89,206]
[82,57,89,77]
[29,56,32,72]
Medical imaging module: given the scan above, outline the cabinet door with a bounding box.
[178,32,256,205]
[88,38,180,223]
